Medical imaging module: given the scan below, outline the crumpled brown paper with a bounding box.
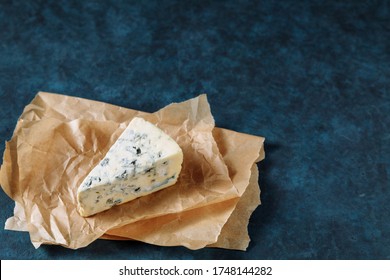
[101,164,261,251]
[1,92,264,250]
[103,128,264,250]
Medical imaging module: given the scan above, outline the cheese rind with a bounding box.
[77,117,183,217]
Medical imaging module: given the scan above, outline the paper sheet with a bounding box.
[102,164,261,251]
[104,128,264,250]
[1,92,264,250]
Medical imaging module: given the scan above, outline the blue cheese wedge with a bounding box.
[77,117,183,217]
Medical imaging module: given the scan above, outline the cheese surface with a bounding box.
[77,117,183,217]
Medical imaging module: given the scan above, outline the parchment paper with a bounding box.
[6,130,264,250]
[1,92,264,250]
[102,164,261,251]
[103,128,264,250]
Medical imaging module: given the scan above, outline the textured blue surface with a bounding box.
[0,0,389,259]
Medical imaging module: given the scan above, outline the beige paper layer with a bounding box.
[104,128,264,250]
[103,164,261,251]
[0,92,264,250]
[6,129,264,250]
[208,164,260,250]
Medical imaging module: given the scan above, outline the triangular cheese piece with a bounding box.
[77,117,183,217]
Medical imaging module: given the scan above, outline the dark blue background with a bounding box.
[0,0,389,259]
